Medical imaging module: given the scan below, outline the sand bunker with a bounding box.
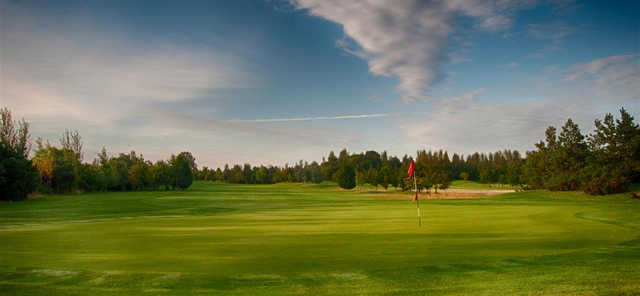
[368,188,515,199]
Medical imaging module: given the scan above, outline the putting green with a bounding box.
[0,182,638,295]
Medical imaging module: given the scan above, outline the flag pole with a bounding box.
[414,174,421,227]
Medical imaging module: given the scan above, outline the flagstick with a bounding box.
[414,174,421,227]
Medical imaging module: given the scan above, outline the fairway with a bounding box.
[1,182,639,295]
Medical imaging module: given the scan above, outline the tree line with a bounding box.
[2,106,638,201]
[196,108,638,195]
[195,147,524,192]
[1,107,196,201]
[524,108,639,194]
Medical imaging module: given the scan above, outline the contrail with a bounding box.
[229,113,389,123]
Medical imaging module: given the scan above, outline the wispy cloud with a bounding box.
[450,54,472,65]
[402,92,600,154]
[565,54,639,101]
[285,0,530,103]
[566,54,636,80]
[229,113,389,123]
[405,100,592,154]
[1,3,254,126]
[527,21,576,53]
[402,56,639,154]
[0,3,262,164]
[528,22,575,41]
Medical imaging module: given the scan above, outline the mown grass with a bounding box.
[0,181,638,295]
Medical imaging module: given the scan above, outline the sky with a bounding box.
[1,0,638,168]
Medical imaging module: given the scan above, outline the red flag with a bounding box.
[407,160,415,178]
[413,193,418,201]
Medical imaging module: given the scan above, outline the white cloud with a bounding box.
[286,0,527,103]
[566,54,634,80]
[0,4,387,168]
[0,7,260,165]
[0,0,255,125]
[132,110,369,167]
[228,113,388,123]
[528,22,575,42]
[450,54,472,65]
[527,21,575,53]
[445,88,486,106]
[565,54,639,101]
[403,95,600,154]
[402,55,639,154]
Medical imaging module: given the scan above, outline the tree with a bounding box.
[243,164,254,184]
[77,163,104,192]
[580,163,627,195]
[32,140,75,193]
[309,161,323,183]
[255,166,270,184]
[171,152,194,189]
[380,166,391,190]
[434,171,450,193]
[389,169,399,189]
[110,156,130,190]
[152,160,172,190]
[215,168,223,181]
[523,147,547,189]
[338,149,350,165]
[523,120,586,191]
[582,108,640,194]
[129,162,151,190]
[0,108,39,201]
[60,130,83,162]
[615,108,640,182]
[555,118,588,190]
[418,175,432,193]
[322,151,339,181]
[355,170,366,190]
[230,165,244,183]
[176,151,197,173]
[336,165,356,189]
[1,107,31,158]
[59,130,85,188]
[0,143,38,201]
[363,151,382,171]
[367,168,378,189]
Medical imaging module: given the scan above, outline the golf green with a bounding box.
[0,182,638,295]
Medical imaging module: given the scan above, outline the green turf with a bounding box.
[0,182,639,295]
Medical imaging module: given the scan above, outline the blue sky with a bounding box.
[1,0,638,167]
